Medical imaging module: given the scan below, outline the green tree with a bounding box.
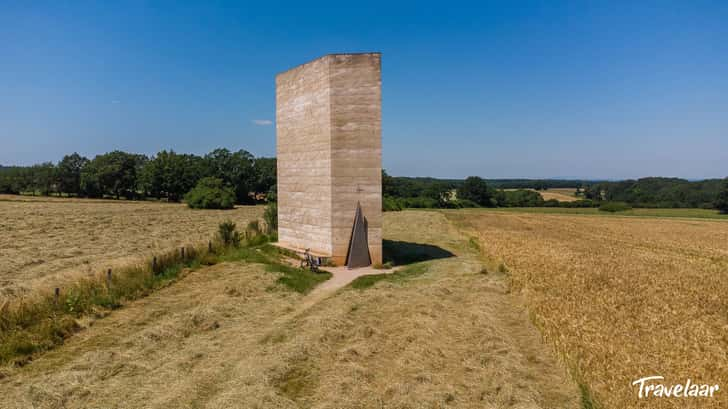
[501,189,544,207]
[57,153,89,196]
[423,180,455,206]
[0,166,28,194]
[715,178,728,214]
[30,162,57,196]
[142,150,204,201]
[132,154,149,198]
[583,185,602,201]
[382,169,397,197]
[185,177,235,209]
[80,160,101,198]
[0,168,11,194]
[204,148,256,204]
[90,151,139,199]
[458,176,494,207]
[253,157,277,199]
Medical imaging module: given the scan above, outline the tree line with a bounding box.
[383,172,728,211]
[2,156,726,213]
[382,173,581,210]
[0,149,276,204]
[581,177,724,209]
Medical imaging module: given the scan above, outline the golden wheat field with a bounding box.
[0,195,261,297]
[447,209,728,409]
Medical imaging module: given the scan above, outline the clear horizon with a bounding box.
[1,1,726,180]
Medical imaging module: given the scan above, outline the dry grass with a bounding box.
[502,188,578,202]
[448,209,728,408]
[536,188,578,202]
[0,195,261,297]
[0,210,581,408]
[5,198,723,408]
[0,261,305,408]
[266,211,580,408]
[0,217,321,365]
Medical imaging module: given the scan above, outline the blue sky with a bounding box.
[1,1,726,179]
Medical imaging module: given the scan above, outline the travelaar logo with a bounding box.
[632,376,719,399]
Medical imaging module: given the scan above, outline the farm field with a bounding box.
[447,208,728,408]
[535,188,578,202]
[0,210,581,409]
[505,188,579,202]
[1,206,726,408]
[0,195,261,297]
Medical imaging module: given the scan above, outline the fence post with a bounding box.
[181,247,185,260]
[106,269,112,289]
[0,300,8,322]
[54,287,60,305]
[208,241,213,253]
[152,256,157,274]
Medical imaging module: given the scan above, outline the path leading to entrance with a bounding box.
[266,264,398,329]
[305,265,394,298]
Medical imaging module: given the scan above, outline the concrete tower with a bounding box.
[276,53,382,266]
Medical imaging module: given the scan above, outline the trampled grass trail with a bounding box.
[0,210,581,409]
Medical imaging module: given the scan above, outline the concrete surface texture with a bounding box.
[276,53,382,266]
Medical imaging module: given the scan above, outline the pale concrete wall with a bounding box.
[276,56,332,255]
[276,53,382,266]
[329,54,382,265]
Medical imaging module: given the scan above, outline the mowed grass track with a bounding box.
[0,195,261,296]
[447,209,728,409]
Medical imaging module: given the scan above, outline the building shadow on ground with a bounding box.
[383,239,455,266]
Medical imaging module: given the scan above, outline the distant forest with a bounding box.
[1,154,726,212]
[0,150,275,204]
[383,172,727,211]
[583,178,725,209]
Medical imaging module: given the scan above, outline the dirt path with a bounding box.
[293,265,396,314]
[0,211,580,409]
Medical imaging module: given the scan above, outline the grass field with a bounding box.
[0,195,261,297]
[447,208,728,408]
[0,210,581,408]
[1,203,725,408]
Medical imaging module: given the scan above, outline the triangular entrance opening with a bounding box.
[345,202,372,269]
